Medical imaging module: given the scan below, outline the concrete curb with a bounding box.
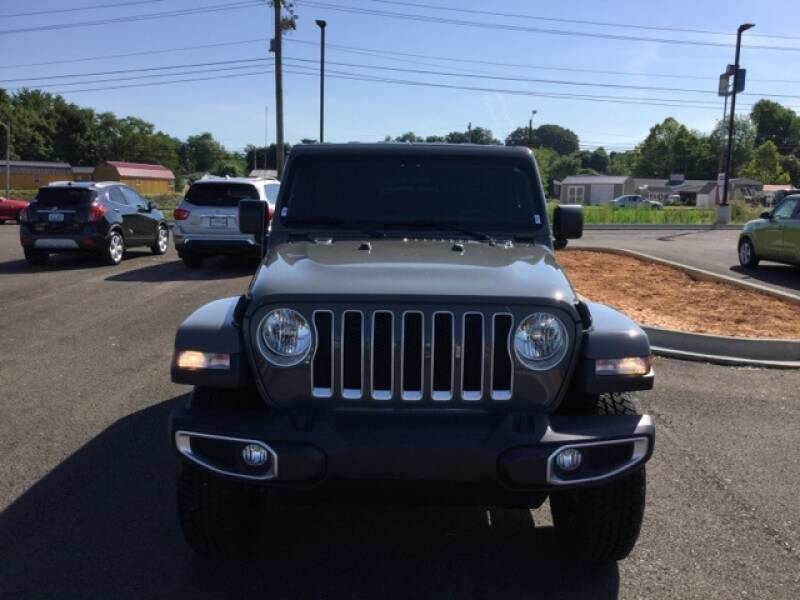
[565,246,800,369]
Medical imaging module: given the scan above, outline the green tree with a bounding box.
[587,147,609,173]
[779,154,800,187]
[425,135,445,143]
[533,124,579,154]
[394,131,424,142]
[633,117,713,179]
[444,126,500,145]
[708,115,756,175]
[210,159,243,177]
[180,132,225,172]
[549,154,581,185]
[750,99,800,153]
[742,141,790,184]
[532,146,558,195]
[606,150,637,175]
[504,126,535,147]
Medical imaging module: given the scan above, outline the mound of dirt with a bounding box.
[556,249,800,339]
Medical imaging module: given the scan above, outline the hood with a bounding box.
[249,238,578,304]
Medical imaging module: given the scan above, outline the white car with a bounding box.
[172,176,279,267]
[609,195,663,210]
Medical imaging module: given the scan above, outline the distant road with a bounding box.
[575,228,800,297]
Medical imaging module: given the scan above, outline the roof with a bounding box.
[45,181,120,189]
[100,161,175,180]
[0,160,71,169]
[289,142,529,158]
[192,175,279,186]
[763,184,797,193]
[248,169,278,178]
[561,175,631,185]
[71,166,94,173]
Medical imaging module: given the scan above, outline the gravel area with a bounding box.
[558,249,800,338]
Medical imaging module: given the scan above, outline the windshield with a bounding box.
[36,187,93,206]
[281,155,544,233]
[186,183,259,207]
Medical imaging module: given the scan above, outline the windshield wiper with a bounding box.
[285,219,386,239]
[389,221,496,244]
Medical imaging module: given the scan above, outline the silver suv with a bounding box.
[173,176,279,267]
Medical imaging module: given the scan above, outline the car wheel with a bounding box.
[549,393,647,564]
[102,231,125,265]
[181,255,203,268]
[738,238,759,268]
[177,462,269,558]
[151,224,169,255]
[23,247,48,266]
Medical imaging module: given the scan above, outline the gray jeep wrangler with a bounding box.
[169,144,655,563]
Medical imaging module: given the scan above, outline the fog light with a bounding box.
[241,444,270,467]
[176,350,230,370]
[596,356,651,376]
[555,447,582,472]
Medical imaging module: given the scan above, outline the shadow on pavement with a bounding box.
[730,264,800,294]
[105,256,258,283]
[0,395,619,599]
[0,250,156,275]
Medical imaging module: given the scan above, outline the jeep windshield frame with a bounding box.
[274,152,548,240]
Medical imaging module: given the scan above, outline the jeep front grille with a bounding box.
[310,309,514,403]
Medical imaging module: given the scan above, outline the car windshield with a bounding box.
[35,187,92,206]
[186,183,259,207]
[281,154,544,233]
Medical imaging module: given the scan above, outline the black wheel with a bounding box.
[23,247,48,266]
[102,230,125,265]
[177,462,267,558]
[181,254,203,268]
[738,237,759,268]
[151,224,169,255]
[549,393,647,564]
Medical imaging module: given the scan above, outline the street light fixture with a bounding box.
[316,19,327,143]
[721,23,755,214]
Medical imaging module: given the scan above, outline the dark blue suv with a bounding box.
[19,182,169,266]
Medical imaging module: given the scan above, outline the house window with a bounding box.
[567,186,585,204]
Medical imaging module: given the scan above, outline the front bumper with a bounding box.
[169,406,655,498]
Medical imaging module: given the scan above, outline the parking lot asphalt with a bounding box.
[575,228,800,297]
[0,223,799,599]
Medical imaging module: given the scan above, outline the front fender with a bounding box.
[578,301,654,393]
[171,296,251,388]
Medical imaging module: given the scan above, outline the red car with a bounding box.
[0,197,29,223]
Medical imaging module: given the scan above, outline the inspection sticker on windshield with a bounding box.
[281,207,288,217]
[534,214,541,225]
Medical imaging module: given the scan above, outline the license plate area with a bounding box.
[209,216,228,228]
[48,212,65,223]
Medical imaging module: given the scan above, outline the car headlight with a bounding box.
[257,308,312,366]
[513,312,568,370]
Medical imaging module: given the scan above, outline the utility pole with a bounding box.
[272,1,285,179]
[0,120,9,201]
[316,20,327,143]
[721,23,754,213]
[528,109,537,148]
[264,106,269,171]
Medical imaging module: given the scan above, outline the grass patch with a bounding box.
[547,204,715,225]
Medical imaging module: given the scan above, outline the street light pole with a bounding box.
[722,23,754,209]
[0,120,9,201]
[528,109,537,148]
[316,19,327,143]
[272,1,285,179]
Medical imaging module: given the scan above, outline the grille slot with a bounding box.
[341,311,363,399]
[461,313,484,400]
[431,312,454,401]
[311,311,333,397]
[491,314,513,400]
[401,312,424,401]
[371,311,393,400]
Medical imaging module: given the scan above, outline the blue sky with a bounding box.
[1,0,798,153]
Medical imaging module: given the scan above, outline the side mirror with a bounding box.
[760,211,771,220]
[239,199,266,236]
[552,204,584,248]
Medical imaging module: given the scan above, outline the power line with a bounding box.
[0,38,265,69]
[0,0,166,19]
[299,1,800,53]
[0,0,263,35]
[365,0,796,41]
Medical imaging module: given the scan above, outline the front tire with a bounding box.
[738,237,759,268]
[151,224,169,255]
[23,247,48,266]
[177,462,266,558]
[102,230,125,265]
[549,393,647,564]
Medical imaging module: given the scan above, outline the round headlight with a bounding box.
[513,312,568,370]
[258,308,312,366]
